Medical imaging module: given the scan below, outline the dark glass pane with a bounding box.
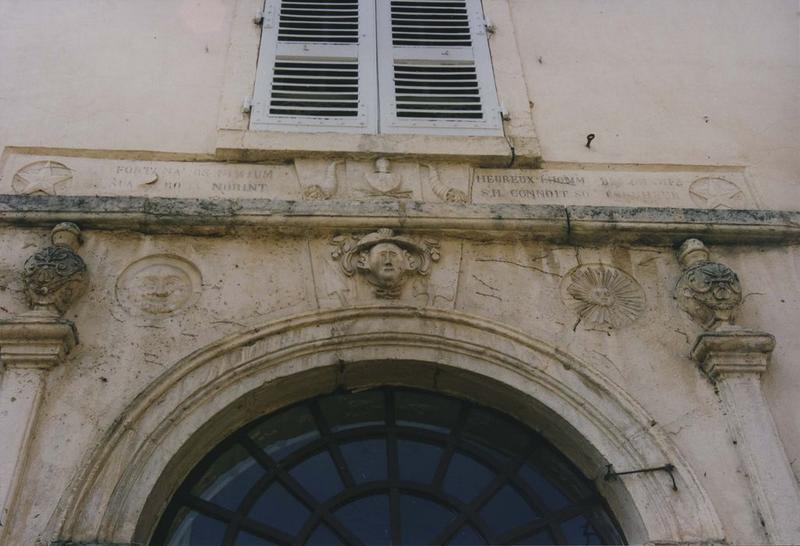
[247,482,310,535]
[514,530,556,545]
[395,390,460,432]
[319,390,385,431]
[529,447,592,502]
[334,494,391,545]
[249,405,320,462]
[307,524,344,546]
[190,443,265,510]
[398,439,443,484]
[165,510,227,546]
[399,494,456,545]
[155,388,625,546]
[562,515,604,545]
[584,507,625,545]
[340,439,387,483]
[234,531,278,546]
[462,407,529,464]
[479,485,540,535]
[442,452,494,502]
[288,450,344,501]
[447,525,486,546]
[517,463,571,511]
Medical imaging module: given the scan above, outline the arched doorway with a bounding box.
[47,307,723,545]
[152,387,624,545]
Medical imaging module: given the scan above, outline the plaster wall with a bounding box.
[1,1,798,200]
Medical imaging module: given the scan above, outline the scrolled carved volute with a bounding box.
[22,222,88,315]
[331,228,440,298]
[675,238,742,330]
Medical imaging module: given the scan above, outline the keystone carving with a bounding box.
[331,228,440,298]
[22,223,88,316]
[675,238,742,330]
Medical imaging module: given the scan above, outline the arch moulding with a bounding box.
[48,306,725,545]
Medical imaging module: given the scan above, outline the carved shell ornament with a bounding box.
[22,223,88,315]
[561,264,646,330]
[675,239,742,330]
[331,228,440,298]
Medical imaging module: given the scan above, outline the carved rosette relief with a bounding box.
[560,264,645,330]
[116,255,202,317]
[12,160,73,195]
[22,223,88,316]
[331,229,440,298]
[675,239,742,330]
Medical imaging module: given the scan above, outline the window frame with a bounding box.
[216,0,540,164]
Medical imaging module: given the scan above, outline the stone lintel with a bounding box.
[0,315,77,370]
[691,329,775,378]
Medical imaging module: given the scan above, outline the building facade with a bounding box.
[0,0,799,544]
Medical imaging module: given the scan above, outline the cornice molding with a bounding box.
[1,194,798,245]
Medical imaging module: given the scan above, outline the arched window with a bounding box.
[152,388,625,545]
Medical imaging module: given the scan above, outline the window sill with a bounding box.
[215,129,541,167]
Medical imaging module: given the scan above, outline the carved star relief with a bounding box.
[12,161,73,195]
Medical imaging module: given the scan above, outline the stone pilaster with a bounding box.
[0,315,76,543]
[692,329,800,545]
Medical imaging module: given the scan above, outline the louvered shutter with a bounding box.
[376,0,502,135]
[251,0,377,132]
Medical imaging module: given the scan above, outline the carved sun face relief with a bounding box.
[116,255,202,317]
[560,264,646,330]
[331,229,439,298]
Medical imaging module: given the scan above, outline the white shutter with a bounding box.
[376,0,502,135]
[251,0,378,132]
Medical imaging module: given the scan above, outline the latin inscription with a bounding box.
[1,155,297,199]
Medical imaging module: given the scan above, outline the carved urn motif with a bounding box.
[331,228,440,298]
[675,238,742,330]
[22,223,88,315]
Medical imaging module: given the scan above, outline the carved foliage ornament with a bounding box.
[331,228,440,298]
[22,223,88,315]
[675,239,742,330]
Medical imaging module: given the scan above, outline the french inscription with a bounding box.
[472,169,755,209]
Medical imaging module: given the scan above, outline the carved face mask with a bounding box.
[366,243,407,285]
